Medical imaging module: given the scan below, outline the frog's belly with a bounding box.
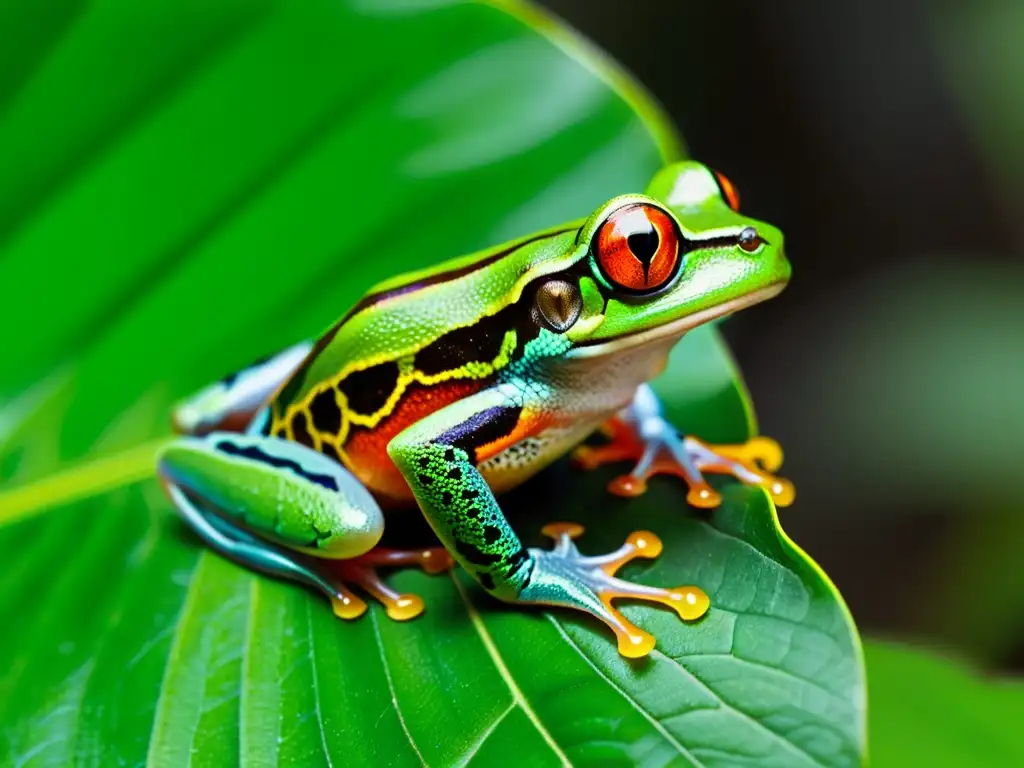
[478,418,605,496]
[348,343,672,505]
[356,414,608,507]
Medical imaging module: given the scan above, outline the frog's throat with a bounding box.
[567,282,787,359]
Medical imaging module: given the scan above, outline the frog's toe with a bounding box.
[574,398,795,508]
[742,436,785,472]
[572,417,644,473]
[685,482,722,509]
[606,473,648,498]
[571,436,639,472]
[327,546,454,622]
[522,523,709,658]
[329,587,369,620]
[684,436,796,508]
[328,560,422,621]
[354,546,456,575]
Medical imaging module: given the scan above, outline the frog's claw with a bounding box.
[573,408,794,509]
[521,523,709,658]
[327,547,455,621]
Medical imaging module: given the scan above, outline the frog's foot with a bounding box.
[573,416,794,509]
[520,523,709,658]
[164,479,451,621]
[327,547,455,621]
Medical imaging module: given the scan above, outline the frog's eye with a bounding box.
[593,203,680,294]
[712,170,741,212]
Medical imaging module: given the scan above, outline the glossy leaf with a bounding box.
[0,1,864,765]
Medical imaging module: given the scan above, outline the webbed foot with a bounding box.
[327,547,455,621]
[164,478,453,620]
[573,407,794,509]
[520,523,709,658]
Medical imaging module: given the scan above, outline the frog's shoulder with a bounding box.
[272,222,582,412]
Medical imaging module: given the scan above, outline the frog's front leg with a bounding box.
[388,385,709,658]
[573,383,795,508]
[157,433,450,620]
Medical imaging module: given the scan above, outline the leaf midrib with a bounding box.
[369,607,426,766]
[449,572,571,767]
[308,599,338,768]
[0,438,168,528]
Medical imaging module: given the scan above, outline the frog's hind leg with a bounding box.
[172,340,312,435]
[162,480,371,618]
[573,383,795,508]
[158,431,435,620]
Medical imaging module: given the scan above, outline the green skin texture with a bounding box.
[158,160,791,616]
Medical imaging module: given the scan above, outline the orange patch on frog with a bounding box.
[474,407,551,464]
[343,378,487,503]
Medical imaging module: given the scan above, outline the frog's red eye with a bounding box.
[713,170,741,212]
[594,204,681,294]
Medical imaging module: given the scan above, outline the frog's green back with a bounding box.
[271,224,580,418]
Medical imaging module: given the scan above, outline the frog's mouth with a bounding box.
[568,282,787,359]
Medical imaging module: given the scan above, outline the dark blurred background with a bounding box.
[542,0,1024,673]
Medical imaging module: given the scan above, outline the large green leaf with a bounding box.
[0,1,864,765]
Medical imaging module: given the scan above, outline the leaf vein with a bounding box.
[453,700,516,767]
[369,607,427,767]
[549,617,705,768]
[306,600,336,768]
[651,648,831,768]
[145,555,203,767]
[449,573,570,766]
[671,653,851,707]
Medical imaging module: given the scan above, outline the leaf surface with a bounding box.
[0,1,864,766]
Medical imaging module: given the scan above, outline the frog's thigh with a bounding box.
[158,432,383,559]
[387,386,538,600]
[172,341,312,435]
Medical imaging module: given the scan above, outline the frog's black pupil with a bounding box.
[627,226,659,266]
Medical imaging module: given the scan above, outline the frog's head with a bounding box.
[550,161,790,356]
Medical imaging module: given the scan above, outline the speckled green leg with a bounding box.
[388,386,711,658]
[388,387,533,599]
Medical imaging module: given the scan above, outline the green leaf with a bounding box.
[866,641,1024,768]
[0,1,864,765]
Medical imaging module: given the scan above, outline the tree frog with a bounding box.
[158,161,793,658]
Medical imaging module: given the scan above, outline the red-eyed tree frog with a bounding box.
[158,161,793,658]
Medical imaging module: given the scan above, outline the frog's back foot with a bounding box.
[162,484,446,621]
[162,479,371,615]
[326,547,455,621]
[159,431,452,620]
[172,340,312,435]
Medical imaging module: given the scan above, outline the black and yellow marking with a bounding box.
[268,284,554,467]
